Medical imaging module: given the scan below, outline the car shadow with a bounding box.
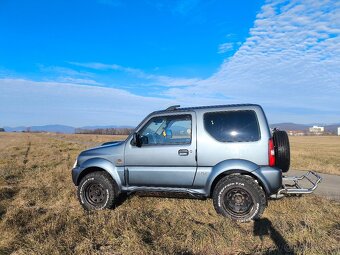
[114,190,208,210]
[253,218,295,255]
[114,193,130,209]
[113,191,205,209]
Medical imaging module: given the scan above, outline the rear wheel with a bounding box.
[273,130,290,172]
[77,171,117,210]
[213,175,266,222]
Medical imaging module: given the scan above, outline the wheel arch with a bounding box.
[77,166,106,184]
[74,158,122,193]
[209,170,268,199]
[205,159,270,197]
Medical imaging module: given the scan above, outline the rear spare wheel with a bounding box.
[273,130,290,172]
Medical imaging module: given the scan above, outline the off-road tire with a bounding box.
[77,171,118,210]
[213,175,266,222]
[273,130,290,172]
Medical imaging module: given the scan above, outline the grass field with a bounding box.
[290,136,340,175]
[0,133,339,254]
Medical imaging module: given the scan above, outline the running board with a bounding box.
[124,186,206,198]
[271,171,322,199]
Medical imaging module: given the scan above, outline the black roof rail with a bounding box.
[165,105,181,111]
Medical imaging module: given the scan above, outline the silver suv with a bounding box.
[72,104,321,221]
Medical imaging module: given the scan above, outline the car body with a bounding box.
[72,104,288,221]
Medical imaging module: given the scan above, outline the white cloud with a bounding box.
[0,78,173,126]
[163,0,340,123]
[38,65,94,78]
[69,61,202,87]
[1,0,340,125]
[57,77,102,86]
[218,42,234,53]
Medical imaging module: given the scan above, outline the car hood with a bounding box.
[78,140,125,165]
[101,140,125,146]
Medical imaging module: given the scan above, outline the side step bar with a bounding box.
[124,186,207,199]
[271,171,322,198]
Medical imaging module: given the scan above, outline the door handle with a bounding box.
[178,149,189,156]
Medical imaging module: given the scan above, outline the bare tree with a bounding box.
[75,128,133,135]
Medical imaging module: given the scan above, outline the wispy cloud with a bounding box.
[163,0,340,123]
[1,0,339,126]
[218,42,234,53]
[38,65,94,78]
[69,61,202,87]
[56,77,102,86]
[0,78,173,126]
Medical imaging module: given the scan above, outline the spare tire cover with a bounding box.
[273,130,290,172]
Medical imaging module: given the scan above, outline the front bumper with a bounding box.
[71,166,84,186]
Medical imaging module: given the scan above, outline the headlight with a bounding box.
[73,159,78,168]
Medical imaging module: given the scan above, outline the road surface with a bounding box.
[288,170,340,201]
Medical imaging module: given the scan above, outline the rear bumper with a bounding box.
[251,166,282,195]
[278,171,322,195]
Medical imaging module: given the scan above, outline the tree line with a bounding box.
[75,128,133,135]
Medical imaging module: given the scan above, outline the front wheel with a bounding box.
[212,175,267,222]
[77,171,118,210]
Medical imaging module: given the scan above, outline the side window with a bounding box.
[139,114,192,145]
[204,110,260,142]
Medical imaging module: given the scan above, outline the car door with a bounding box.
[124,112,197,187]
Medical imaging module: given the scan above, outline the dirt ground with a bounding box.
[0,133,339,254]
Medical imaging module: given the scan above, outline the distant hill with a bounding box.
[270,123,340,133]
[4,124,134,134]
[4,125,76,134]
[323,124,340,133]
[270,123,309,131]
[80,125,134,130]
[3,122,339,134]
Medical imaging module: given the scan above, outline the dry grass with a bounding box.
[290,136,340,175]
[0,133,339,255]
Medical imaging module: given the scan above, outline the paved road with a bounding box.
[287,170,340,201]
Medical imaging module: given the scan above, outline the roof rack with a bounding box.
[165,105,181,111]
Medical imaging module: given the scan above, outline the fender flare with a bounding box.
[73,157,122,192]
[204,159,271,195]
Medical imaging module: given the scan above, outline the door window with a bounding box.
[139,114,192,145]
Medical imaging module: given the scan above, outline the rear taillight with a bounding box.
[269,138,275,166]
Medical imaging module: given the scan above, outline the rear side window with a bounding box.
[204,110,260,142]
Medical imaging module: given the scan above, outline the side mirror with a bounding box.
[132,132,142,147]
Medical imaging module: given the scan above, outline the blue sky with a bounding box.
[0,0,339,127]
